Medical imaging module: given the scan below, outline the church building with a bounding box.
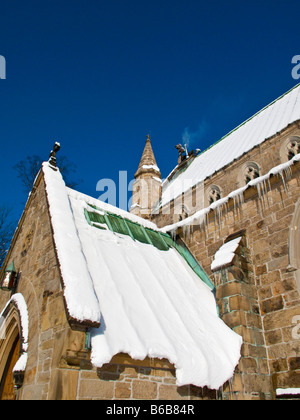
[0,84,300,400]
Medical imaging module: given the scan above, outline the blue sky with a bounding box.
[1,0,300,220]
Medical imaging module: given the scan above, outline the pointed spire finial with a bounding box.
[137,136,157,169]
[134,134,161,179]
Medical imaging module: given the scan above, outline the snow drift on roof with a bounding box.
[42,162,242,389]
[159,83,300,208]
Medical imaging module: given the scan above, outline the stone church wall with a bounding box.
[76,356,218,400]
[0,173,84,400]
[154,162,300,399]
[150,123,300,399]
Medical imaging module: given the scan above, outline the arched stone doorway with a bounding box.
[289,198,300,293]
[0,334,20,400]
[0,296,27,400]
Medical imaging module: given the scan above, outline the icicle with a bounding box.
[232,195,237,218]
[256,181,263,200]
[284,165,292,181]
[224,201,229,220]
[218,385,223,400]
[217,205,222,228]
[263,179,268,196]
[183,223,191,241]
[233,195,238,219]
[182,224,186,239]
[170,228,177,241]
[198,214,204,231]
[278,170,288,193]
[262,179,269,206]
[267,177,272,193]
[228,187,246,221]
[239,190,244,205]
[199,217,203,232]
[269,160,294,194]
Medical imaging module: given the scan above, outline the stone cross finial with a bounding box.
[49,142,61,167]
[175,143,186,164]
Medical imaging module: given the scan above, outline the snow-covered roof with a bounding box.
[158,83,300,209]
[42,162,242,389]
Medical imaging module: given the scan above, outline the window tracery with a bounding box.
[287,138,300,160]
[244,163,260,184]
[208,186,221,205]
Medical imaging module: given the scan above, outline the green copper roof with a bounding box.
[5,261,16,272]
[84,204,214,291]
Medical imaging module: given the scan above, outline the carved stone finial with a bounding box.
[175,143,186,164]
[49,142,61,167]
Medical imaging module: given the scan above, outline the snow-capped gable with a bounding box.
[43,163,101,326]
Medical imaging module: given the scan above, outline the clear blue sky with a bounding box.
[1,0,300,220]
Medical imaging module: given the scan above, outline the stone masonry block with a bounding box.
[132,380,157,399]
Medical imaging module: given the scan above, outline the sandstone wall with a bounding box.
[166,164,300,399]
[0,173,84,400]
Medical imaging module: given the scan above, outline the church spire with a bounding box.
[130,135,162,220]
[135,135,160,178]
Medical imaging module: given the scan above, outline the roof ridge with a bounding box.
[159,83,300,208]
[195,83,300,159]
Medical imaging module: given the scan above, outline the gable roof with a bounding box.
[158,83,300,209]
[42,162,242,389]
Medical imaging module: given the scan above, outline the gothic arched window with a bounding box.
[208,186,222,205]
[245,162,260,184]
[287,138,300,161]
[0,295,28,400]
[289,198,300,294]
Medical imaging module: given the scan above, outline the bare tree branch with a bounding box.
[14,155,80,193]
[0,205,14,268]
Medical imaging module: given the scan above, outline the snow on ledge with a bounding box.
[13,353,28,373]
[160,154,300,234]
[141,164,160,172]
[276,388,300,397]
[211,237,242,272]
